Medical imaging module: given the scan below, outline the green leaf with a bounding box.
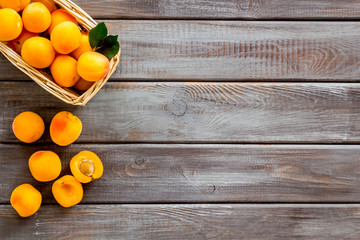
[89,22,108,49]
[96,41,120,59]
[100,35,118,47]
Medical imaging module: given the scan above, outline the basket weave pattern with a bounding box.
[0,0,120,106]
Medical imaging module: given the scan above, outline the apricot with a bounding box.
[70,151,103,183]
[73,78,93,92]
[7,29,38,54]
[22,2,51,33]
[77,52,110,82]
[50,111,82,146]
[21,36,55,68]
[29,151,62,182]
[0,0,30,12]
[48,9,77,34]
[51,21,81,54]
[11,184,42,217]
[31,0,57,13]
[0,8,23,41]
[71,33,92,60]
[50,55,80,87]
[12,111,45,143]
[52,175,83,207]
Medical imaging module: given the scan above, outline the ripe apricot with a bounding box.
[77,52,110,82]
[11,184,42,217]
[0,8,23,41]
[50,55,80,87]
[12,111,45,143]
[29,151,62,182]
[51,21,81,54]
[0,0,30,12]
[50,111,82,146]
[48,9,77,34]
[73,78,93,92]
[22,2,51,33]
[31,0,57,13]
[7,29,38,54]
[70,151,103,183]
[71,33,92,60]
[52,175,83,207]
[21,37,55,68]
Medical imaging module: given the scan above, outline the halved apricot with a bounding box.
[10,184,42,217]
[52,175,83,207]
[29,151,61,182]
[70,151,103,183]
[50,111,82,146]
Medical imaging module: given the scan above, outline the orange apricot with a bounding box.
[48,9,77,34]
[0,0,30,12]
[0,8,23,41]
[7,29,38,54]
[29,151,62,182]
[31,0,57,13]
[21,36,55,68]
[71,33,92,60]
[77,52,110,82]
[51,21,81,54]
[50,111,82,146]
[11,184,42,217]
[70,151,103,183]
[50,55,80,87]
[52,175,83,207]
[22,2,51,33]
[12,111,45,143]
[73,78,93,92]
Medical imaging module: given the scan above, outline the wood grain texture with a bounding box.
[1,204,360,239]
[2,82,360,143]
[2,21,360,81]
[2,144,360,203]
[73,0,360,20]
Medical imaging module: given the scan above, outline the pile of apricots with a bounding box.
[0,0,111,92]
[11,111,103,217]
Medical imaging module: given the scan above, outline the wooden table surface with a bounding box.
[2,0,360,239]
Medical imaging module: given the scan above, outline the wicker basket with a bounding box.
[0,0,120,106]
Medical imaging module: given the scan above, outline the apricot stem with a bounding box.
[79,160,95,177]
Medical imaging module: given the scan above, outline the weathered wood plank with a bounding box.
[2,21,360,81]
[2,82,360,143]
[1,204,360,239]
[74,0,360,20]
[2,144,360,203]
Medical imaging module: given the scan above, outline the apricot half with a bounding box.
[52,175,83,207]
[11,184,42,217]
[29,151,62,182]
[12,111,45,143]
[70,151,103,183]
[50,111,82,146]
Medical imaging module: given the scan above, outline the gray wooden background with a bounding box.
[1,0,360,239]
